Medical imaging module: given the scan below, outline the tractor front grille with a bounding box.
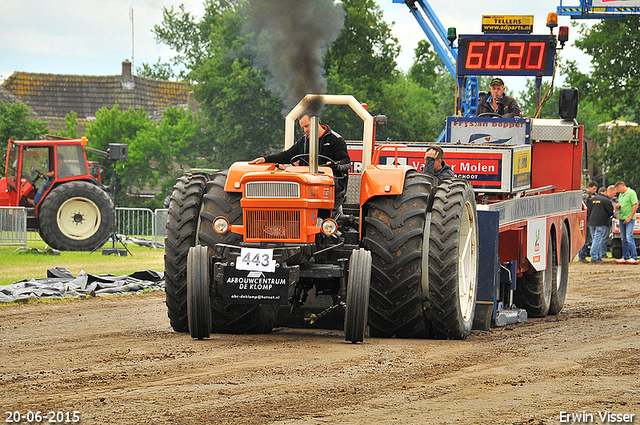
[245,181,300,198]
[245,210,301,240]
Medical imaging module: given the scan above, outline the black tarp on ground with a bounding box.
[0,268,164,302]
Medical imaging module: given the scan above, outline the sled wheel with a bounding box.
[187,245,212,340]
[344,248,372,344]
[428,180,479,340]
[549,223,570,315]
[515,232,554,317]
[611,238,622,259]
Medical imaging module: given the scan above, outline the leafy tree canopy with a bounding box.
[571,17,640,121]
[0,101,49,175]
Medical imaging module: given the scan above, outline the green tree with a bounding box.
[85,105,155,205]
[323,0,400,139]
[55,111,82,138]
[139,1,238,81]
[570,17,640,121]
[0,101,49,175]
[408,40,438,89]
[86,104,209,205]
[592,125,640,190]
[0,101,49,144]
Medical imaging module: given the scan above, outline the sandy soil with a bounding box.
[1,262,638,425]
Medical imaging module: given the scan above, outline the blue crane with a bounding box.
[392,0,479,142]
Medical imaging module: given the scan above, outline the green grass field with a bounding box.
[0,241,165,286]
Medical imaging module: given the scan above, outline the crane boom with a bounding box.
[393,0,479,126]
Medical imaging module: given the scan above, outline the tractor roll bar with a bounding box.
[285,94,374,169]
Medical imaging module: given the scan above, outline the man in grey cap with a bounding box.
[476,77,522,118]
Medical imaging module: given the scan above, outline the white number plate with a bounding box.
[236,247,276,273]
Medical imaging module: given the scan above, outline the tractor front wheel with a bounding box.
[344,248,372,344]
[187,245,212,340]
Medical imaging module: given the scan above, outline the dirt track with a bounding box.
[1,262,639,425]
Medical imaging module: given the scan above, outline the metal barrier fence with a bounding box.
[3,207,169,248]
[153,209,168,247]
[116,207,168,248]
[0,207,27,247]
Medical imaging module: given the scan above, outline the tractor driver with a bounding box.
[476,77,522,118]
[32,153,72,205]
[249,114,351,209]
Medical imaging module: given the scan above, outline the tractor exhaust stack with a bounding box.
[309,115,320,174]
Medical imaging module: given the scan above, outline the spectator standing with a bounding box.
[614,181,639,264]
[587,188,614,263]
[601,185,618,259]
[578,181,599,263]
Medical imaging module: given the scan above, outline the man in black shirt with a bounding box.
[250,114,351,205]
[423,146,454,183]
[587,187,614,263]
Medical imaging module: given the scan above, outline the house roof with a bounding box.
[0,86,19,105]
[0,62,193,122]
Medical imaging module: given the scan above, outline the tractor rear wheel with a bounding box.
[344,248,372,344]
[514,232,554,317]
[187,245,212,340]
[38,181,114,251]
[548,223,570,315]
[427,180,479,340]
[198,172,278,334]
[165,173,209,332]
[362,170,435,338]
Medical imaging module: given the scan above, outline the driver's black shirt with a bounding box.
[264,125,351,201]
[264,125,350,167]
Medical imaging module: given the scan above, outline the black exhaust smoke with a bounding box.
[244,0,345,114]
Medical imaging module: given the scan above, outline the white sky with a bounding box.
[0,0,594,98]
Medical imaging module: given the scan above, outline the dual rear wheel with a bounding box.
[363,173,479,340]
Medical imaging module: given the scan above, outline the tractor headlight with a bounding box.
[321,218,338,236]
[213,217,230,234]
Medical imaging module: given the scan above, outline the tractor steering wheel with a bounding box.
[31,167,46,183]
[289,154,335,167]
[476,112,503,118]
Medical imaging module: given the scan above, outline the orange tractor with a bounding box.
[0,137,114,251]
[165,95,479,342]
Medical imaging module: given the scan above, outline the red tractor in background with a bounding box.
[0,137,114,251]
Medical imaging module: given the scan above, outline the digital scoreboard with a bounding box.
[457,34,556,77]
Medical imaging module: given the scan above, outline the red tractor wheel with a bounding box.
[38,181,114,251]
